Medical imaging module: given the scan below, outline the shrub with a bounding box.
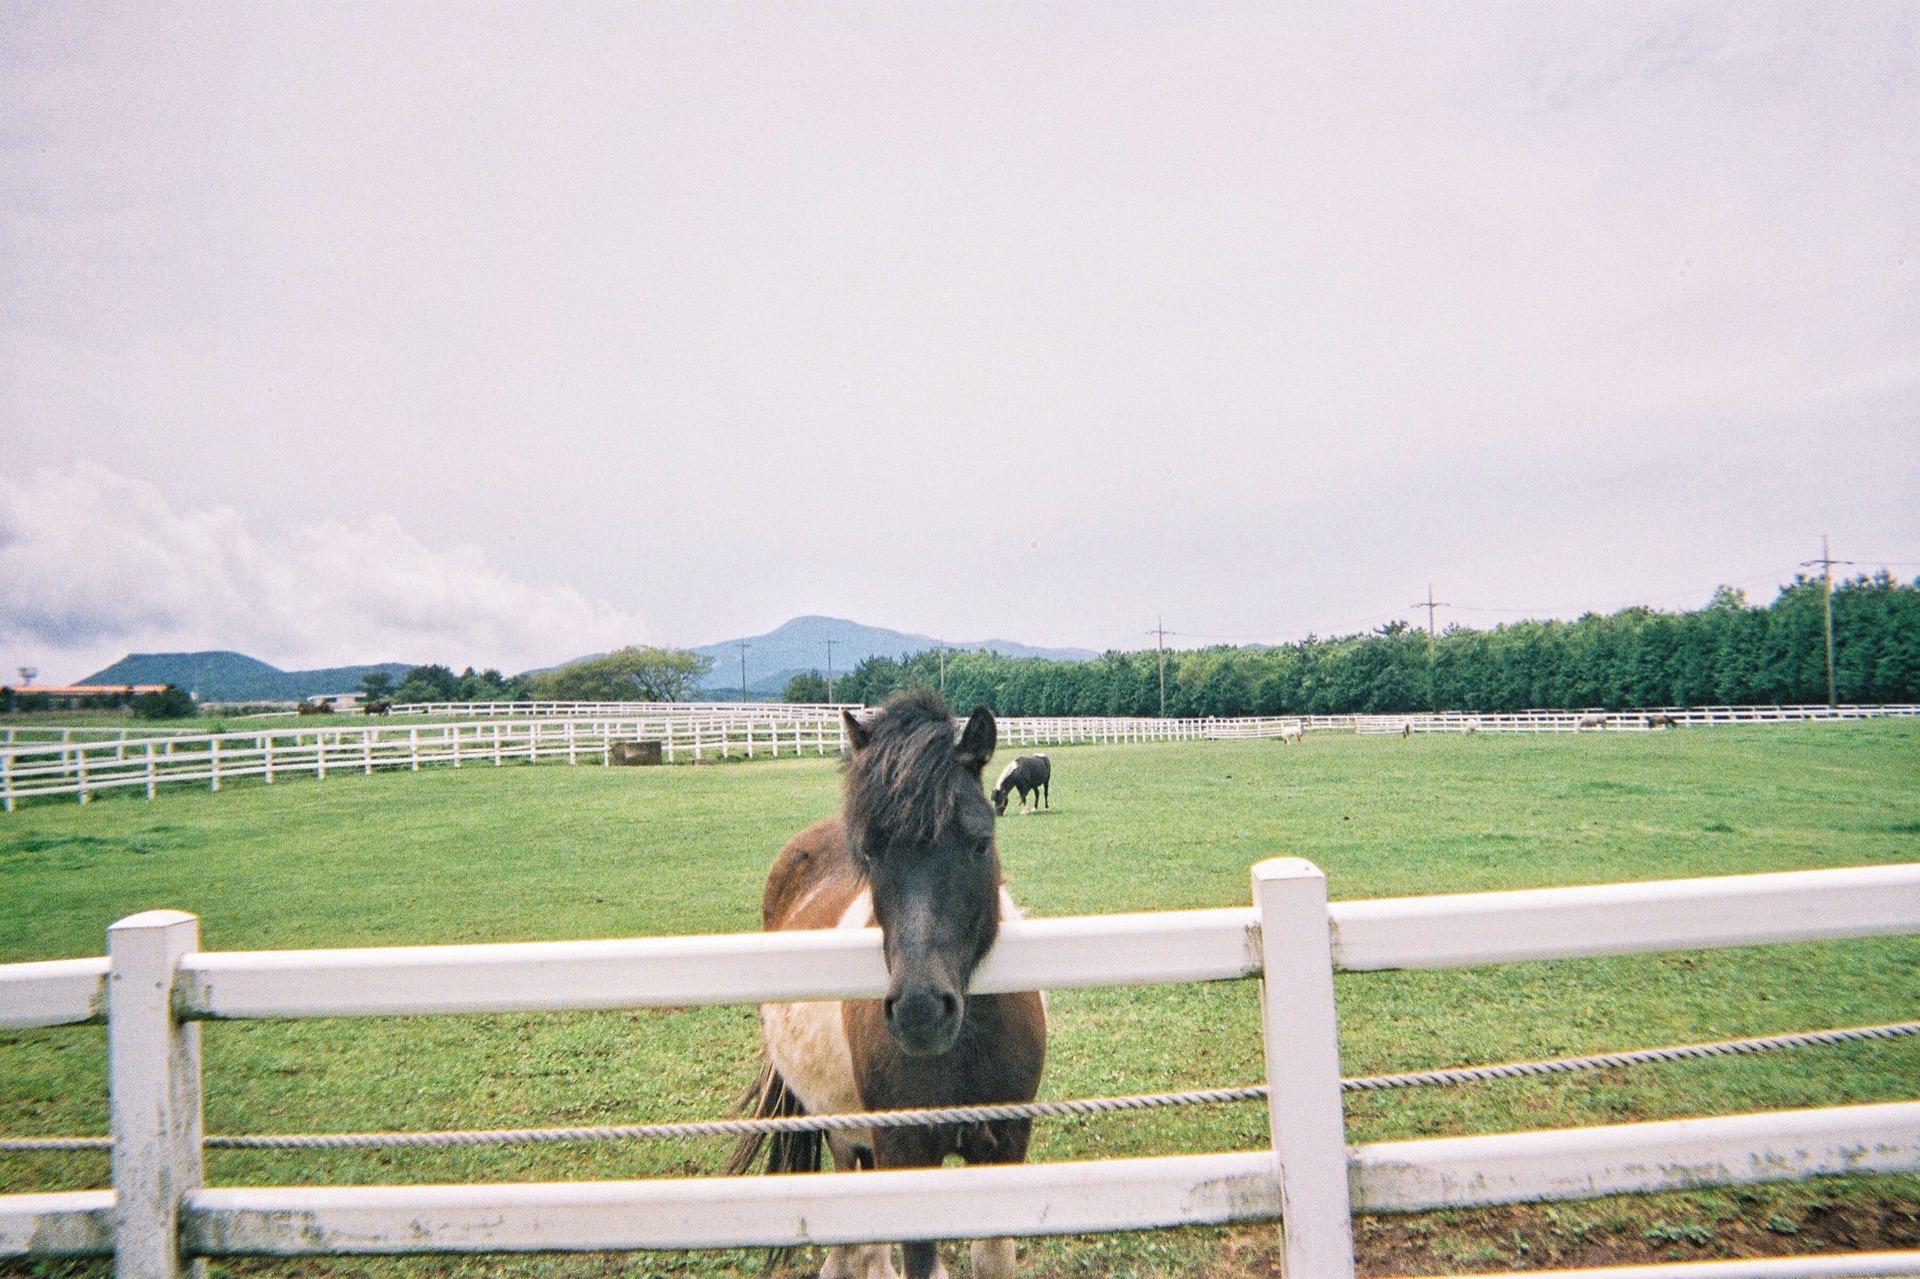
[131,685,197,720]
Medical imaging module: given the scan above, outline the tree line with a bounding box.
[791,574,1920,716]
[363,647,715,705]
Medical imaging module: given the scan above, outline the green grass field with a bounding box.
[4,722,1918,1278]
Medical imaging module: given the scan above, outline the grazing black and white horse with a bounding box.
[730,689,1047,1279]
[991,754,1049,816]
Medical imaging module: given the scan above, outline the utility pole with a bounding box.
[824,638,837,704]
[1151,616,1171,717]
[937,641,945,696]
[737,640,750,704]
[1408,585,1450,710]
[1800,536,1853,706]
[17,667,36,687]
[1410,585,1449,648]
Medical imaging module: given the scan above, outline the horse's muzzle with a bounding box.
[884,984,963,1057]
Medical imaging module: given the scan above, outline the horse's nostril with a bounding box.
[883,994,899,1021]
[940,992,959,1020]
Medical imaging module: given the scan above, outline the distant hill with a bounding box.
[691,616,1098,696]
[81,652,415,702]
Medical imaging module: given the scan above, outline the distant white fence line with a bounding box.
[2,861,1917,1279]
[6,704,1919,811]
[0,714,853,812]
[384,700,861,719]
[1355,705,1920,735]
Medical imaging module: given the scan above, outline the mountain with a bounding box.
[80,652,415,702]
[691,616,1098,696]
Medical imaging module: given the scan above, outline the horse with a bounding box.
[730,689,1047,1279]
[1277,724,1303,746]
[991,754,1050,815]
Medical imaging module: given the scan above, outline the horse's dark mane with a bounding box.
[843,687,986,857]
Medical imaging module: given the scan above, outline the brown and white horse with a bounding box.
[729,689,1047,1279]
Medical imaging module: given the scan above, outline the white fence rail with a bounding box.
[385,700,862,718]
[7,704,1920,811]
[1356,705,1920,735]
[0,714,1320,810]
[392,701,1920,732]
[0,714,854,811]
[3,863,1918,1279]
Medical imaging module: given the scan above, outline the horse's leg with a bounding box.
[873,1125,952,1279]
[819,1242,898,1279]
[819,1134,899,1279]
[959,1119,1033,1279]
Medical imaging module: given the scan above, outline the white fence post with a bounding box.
[1251,858,1355,1279]
[108,910,205,1279]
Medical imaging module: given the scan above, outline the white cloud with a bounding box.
[0,463,646,681]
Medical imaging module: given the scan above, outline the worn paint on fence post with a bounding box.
[1251,858,1356,1279]
[108,910,206,1279]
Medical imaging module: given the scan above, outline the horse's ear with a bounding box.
[842,709,871,754]
[955,704,996,773]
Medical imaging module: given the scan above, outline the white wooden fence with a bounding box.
[1355,705,1920,735]
[0,713,1323,810]
[384,700,862,719]
[3,862,1918,1279]
[7,704,1920,811]
[0,714,854,811]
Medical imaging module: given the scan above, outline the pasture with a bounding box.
[4,722,1919,1278]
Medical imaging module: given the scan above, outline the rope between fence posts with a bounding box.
[5,1020,1914,1153]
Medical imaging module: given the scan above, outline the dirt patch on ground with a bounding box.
[1198,1196,1920,1277]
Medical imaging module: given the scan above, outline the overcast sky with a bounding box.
[4,3,1916,682]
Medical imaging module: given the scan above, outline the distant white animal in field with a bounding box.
[1577,714,1608,731]
[1464,717,1482,735]
[1277,724,1303,745]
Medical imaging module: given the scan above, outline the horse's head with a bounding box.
[842,688,1000,1058]
[991,785,1012,817]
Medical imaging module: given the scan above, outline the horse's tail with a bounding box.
[724,1057,821,1177]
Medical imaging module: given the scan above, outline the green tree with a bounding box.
[782,671,831,702]
[526,647,715,702]
[359,671,394,700]
[131,684,197,720]
[455,667,512,701]
[392,664,461,704]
